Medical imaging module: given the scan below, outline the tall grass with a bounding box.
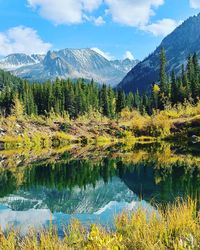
[1,101,200,148]
[0,200,199,250]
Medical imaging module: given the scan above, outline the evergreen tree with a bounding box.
[192,52,200,100]
[99,84,110,116]
[116,90,126,113]
[126,92,134,109]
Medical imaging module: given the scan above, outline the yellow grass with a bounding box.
[1,101,200,150]
[0,200,199,250]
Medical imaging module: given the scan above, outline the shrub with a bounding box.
[149,113,172,137]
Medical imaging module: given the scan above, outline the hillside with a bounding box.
[118,13,200,93]
[0,69,21,90]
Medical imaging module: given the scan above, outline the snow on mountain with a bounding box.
[0,177,136,214]
[111,58,139,73]
[0,49,139,86]
[0,53,45,70]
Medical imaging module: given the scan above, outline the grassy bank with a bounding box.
[0,200,199,250]
[1,101,200,149]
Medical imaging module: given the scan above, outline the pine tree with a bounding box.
[126,92,134,109]
[159,48,168,109]
[107,86,116,118]
[134,89,141,110]
[116,90,126,113]
[192,52,200,100]
[171,69,177,104]
[99,84,110,116]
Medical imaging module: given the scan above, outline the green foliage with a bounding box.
[1,48,200,123]
[116,90,126,113]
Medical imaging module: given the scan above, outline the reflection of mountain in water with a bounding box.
[0,177,137,213]
[0,177,157,233]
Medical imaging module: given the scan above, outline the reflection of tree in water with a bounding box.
[21,158,200,205]
[0,170,17,197]
[127,163,200,204]
[0,145,200,206]
[22,158,117,191]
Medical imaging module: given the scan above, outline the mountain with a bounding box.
[111,58,139,73]
[0,49,139,86]
[0,53,44,70]
[118,13,200,93]
[0,177,135,214]
[0,177,155,233]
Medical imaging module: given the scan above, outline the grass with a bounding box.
[0,200,199,249]
[1,101,200,149]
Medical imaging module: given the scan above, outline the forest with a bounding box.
[1,52,200,250]
[0,49,200,119]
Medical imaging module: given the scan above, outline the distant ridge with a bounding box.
[0,48,139,86]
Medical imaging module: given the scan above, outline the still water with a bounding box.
[0,142,199,234]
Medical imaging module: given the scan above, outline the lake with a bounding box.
[0,142,199,235]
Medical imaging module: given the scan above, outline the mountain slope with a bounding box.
[118,13,200,93]
[0,69,21,90]
[0,49,139,86]
[0,53,44,70]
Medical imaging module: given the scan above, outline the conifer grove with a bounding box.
[0,49,200,118]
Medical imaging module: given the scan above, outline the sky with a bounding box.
[0,0,200,61]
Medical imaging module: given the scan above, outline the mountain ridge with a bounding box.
[118,13,200,93]
[0,48,139,86]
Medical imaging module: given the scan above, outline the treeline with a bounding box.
[0,49,200,118]
[0,74,143,118]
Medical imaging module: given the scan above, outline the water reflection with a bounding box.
[0,142,199,233]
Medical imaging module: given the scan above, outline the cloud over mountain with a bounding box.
[27,0,180,36]
[0,26,51,56]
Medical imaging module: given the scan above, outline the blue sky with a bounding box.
[0,0,200,60]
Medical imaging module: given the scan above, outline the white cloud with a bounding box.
[123,51,135,60]
[27,0,181,37]
[104,0,164,26]
[84,15,105,26]
[83,0,103,12]
[0,26,52,56]
[27,0,164,27]
[28,0,82,24]
[93,16,105,26]
[91,47,114,60]
[141,18,181,36]
[190,0,200,8]
[27,0,102,25]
